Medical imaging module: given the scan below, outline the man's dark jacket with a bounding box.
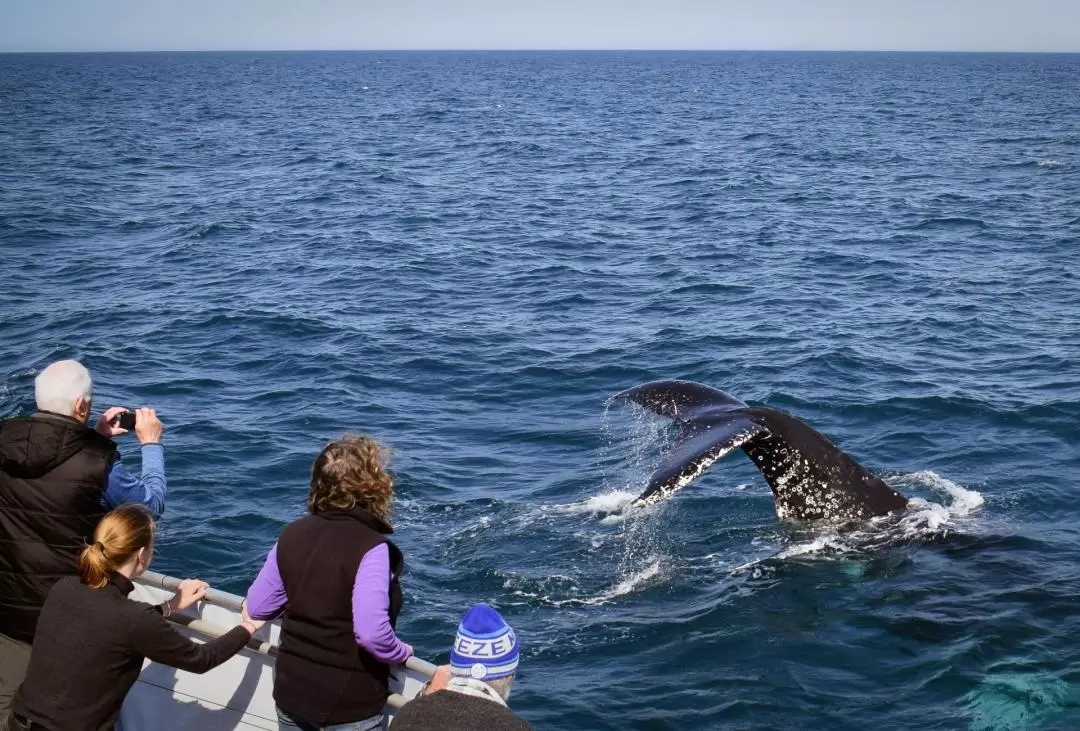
[0,412,116,642]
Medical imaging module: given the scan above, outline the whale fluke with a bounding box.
[614,380,749,422]
[613,380,908,521]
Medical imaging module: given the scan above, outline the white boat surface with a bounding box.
[121,571,433,730]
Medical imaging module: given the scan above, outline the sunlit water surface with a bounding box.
[2,51,1079,730]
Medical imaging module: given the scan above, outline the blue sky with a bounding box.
[1,0,1078,53]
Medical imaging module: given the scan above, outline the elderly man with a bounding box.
[391,603,533,730]
[0,359,168,718]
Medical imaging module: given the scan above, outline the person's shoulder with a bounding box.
[56,575,102,598]
[278,515,311,543]
[53,575,83,590]
[44,576,83,603]
[460,694,533,730]
[280,513,317,533]
[392,692,533,731]
[94,582,147,616]
[42,578,125,624]
[388,693,442,729]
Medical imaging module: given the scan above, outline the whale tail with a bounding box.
[613,380,908,521]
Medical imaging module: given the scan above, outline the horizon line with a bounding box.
[2,47,1079,55]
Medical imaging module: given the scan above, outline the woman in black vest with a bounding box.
[6,504,263,731]
[245,435,413,731]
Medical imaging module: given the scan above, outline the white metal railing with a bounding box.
[139,570,247,611]
[136,570,436,709]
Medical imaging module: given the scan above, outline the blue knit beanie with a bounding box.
[449,603,519,680]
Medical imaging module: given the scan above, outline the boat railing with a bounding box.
[135,570,436,710]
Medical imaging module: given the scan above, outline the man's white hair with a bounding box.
[35,360,93,417]
[487,675,514,702]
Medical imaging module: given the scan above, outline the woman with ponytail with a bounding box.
[5,504,264,731]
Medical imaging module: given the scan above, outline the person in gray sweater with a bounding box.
[390,603,533,731]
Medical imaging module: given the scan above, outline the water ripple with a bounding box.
[2,50,1079,730]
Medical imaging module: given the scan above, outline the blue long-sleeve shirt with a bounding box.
[102,444,166,518]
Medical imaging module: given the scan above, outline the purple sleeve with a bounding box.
[353,542,412,664]
[245,543,288,620]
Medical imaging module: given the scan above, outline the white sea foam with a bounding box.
[505,470,983,609]
[729,470,985,569]
[774,535,852,559]
[563,560,663,607]
[543,489,638,526]
[890,469,984,536]
[552,490,637,516]
[596,560,662,602]
[1036,159,1064,167]
[502,559,662,608]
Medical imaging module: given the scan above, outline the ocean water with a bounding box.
[2,50,1079,730]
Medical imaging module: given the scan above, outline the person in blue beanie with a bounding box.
[390,603,533,730]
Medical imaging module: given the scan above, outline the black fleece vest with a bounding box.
[274,508,404,724]
[0,413,116,642]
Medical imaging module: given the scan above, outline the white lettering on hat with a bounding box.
[490,633,513,655]
[455,632,516,659]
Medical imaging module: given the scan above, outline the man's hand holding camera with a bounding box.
[95,407,164,444]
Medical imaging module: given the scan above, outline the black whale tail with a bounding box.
[613,380,909,521]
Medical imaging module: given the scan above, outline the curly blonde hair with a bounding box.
[308,435,394,521]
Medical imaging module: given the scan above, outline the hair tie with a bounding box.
[94,541,108,558]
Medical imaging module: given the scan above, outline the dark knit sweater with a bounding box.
[12,574,250,731]
[390,690,534,731]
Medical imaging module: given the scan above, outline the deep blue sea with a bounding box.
[2,51,1080,730]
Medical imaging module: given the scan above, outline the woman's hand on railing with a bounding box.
[169,579,210,613]
[240,601,266,636]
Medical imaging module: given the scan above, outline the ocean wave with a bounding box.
[909,216,987,230]
[501,560,664,608]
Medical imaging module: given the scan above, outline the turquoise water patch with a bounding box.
[966,672,1069,731]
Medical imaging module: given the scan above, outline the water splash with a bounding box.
[500,559,663,608]
[596,399,670,495]
[892,469,985,535]
[727,470,986,569]
[548,489,638,525]
[774,535,853,560]
[592,560,663,604]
